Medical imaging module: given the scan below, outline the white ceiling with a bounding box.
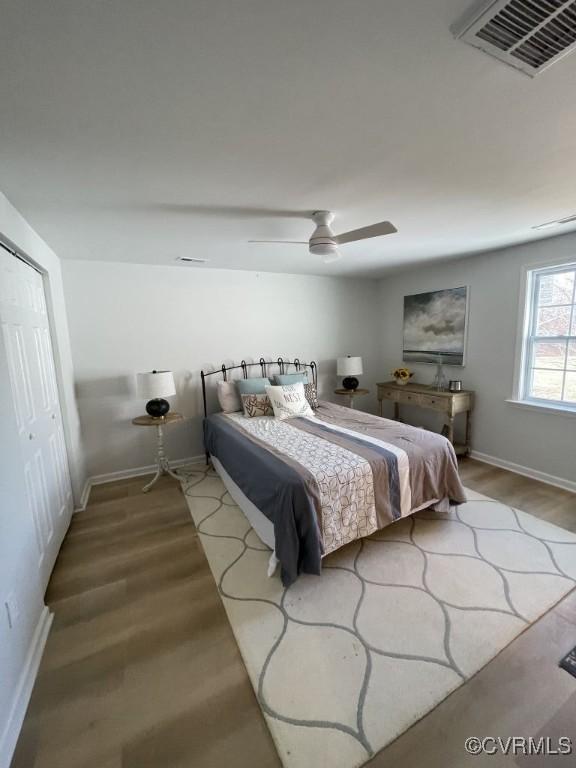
[1,0,576,278]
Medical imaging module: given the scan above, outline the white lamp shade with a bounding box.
[137,370,176,399]
[337,356,363,376]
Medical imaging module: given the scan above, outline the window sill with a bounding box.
[505,399,576,417]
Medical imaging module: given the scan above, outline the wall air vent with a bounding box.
[453,0,576,76]
[176,256,208,264]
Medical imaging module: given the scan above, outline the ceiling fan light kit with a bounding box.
[249,210,397,264]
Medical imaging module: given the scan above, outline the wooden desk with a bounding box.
[377,382,473,456]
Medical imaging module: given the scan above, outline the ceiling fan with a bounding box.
[249,210,397,263]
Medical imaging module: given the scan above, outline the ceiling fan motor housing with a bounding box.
[309,210,339,258]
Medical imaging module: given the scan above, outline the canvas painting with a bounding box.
[403,286,468,365]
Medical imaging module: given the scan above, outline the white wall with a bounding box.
[377,232,576,487]
[63,235,576,489]
[62,260,380,479]
[0,191,84,765]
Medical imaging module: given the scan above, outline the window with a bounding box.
[520,262,576,409]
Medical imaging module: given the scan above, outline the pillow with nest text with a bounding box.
[265,383,314,420]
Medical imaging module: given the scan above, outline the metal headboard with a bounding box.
[200,357,317,418]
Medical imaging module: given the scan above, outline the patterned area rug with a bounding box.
[181,466,576,768]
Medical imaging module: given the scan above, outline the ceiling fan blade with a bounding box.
[154,205,312,219]
[335,221,397,245]
[248,240,308,244]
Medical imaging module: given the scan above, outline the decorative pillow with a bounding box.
[265,383,314,420]
[273,372,309,386]
[217,380,242,413]
[241,393,273,418]
[236,377,271,396]
[304,382,319,409]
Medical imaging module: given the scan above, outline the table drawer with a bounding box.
[397,391,421,406]
[378,387,399,401]
[419,393,450,412]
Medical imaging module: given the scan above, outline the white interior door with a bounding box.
[0,249,73,589]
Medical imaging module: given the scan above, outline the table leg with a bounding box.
[142,467,162,493]
[446,415,455,445]
[465,409,472,453]
[142,423,179,492]
[394,402,400,421]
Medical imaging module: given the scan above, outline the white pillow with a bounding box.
[265,383,314,420]
[217,380,242,413]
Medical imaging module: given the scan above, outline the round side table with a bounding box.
[334,388,369,409]
[132,412,183,492]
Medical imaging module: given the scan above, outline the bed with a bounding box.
[201,357,467,586]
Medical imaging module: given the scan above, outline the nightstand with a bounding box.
[334,388,369,409]
[132,412,183,492]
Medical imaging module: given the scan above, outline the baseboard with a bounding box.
[73,455,205,514]
[74,478,92,513]
[469,450,576,494]
[83,453,205,495]
[0,606,53,768]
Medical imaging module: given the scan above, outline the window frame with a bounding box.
[512,259,576,413]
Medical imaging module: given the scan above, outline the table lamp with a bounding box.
[337,356,363,391]
[137,370,176,418]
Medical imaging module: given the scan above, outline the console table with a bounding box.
[377,382,474,456]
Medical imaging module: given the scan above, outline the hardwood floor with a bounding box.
[11,474,278,768]
[459,458,576,532]
[11,460,576,768]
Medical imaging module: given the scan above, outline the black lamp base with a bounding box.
[146,398,170,418]
[342,377,359,391]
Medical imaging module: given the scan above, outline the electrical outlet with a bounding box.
[4,592,20,630]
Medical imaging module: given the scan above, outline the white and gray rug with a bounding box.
[181,466,576,768]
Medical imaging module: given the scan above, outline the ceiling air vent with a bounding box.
[453,0,576,76]
[176,256,208,264]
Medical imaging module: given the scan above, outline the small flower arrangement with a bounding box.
[392,367,413,386]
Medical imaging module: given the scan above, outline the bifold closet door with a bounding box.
[0,249,73,590]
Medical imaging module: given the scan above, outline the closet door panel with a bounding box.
[33,325,52,412]
[0,249,73,589]
[3,322,35,433]
[24,460,46,569]
[34,449,54,547]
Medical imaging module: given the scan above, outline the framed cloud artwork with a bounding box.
[402,286,469,366]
